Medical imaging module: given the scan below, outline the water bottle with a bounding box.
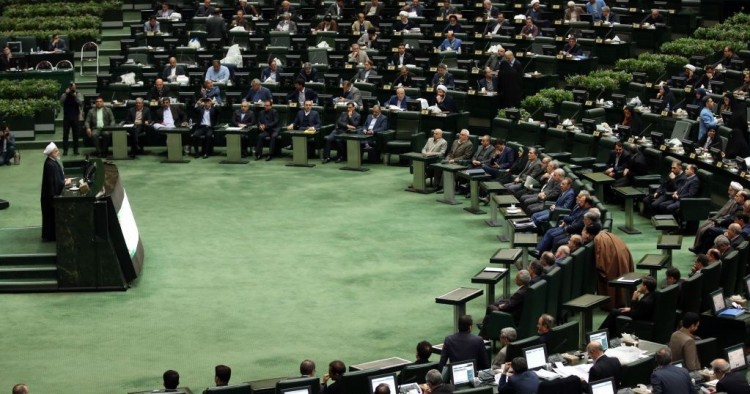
[188,118,193,128]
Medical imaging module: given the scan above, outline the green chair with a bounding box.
[557,256,574,305]
[677,271,702,316]
[569,133,596,169]
[592,137,617,172]
[570,247,587,299]
[560,101,583,124]
[616,283,679,343]
[543,127,571,162]
[491,117,513,141]
[695,337,719,370]
[719,250,740,298]
[627,82,649,105]
[584,108,606,124]
[543,266,562,321]
[307,47,329,67]
[269,31,291,47]
[512,121,543,147]
[734,241,748,295]
[505,336,541,361]
[620,356,656,388]
[700,262,722,311]
[484,279,548,339]
[546,320,580,354]
[380,111,422,165]
[398,362,438,385]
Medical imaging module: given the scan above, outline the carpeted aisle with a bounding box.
[0,149,695,393]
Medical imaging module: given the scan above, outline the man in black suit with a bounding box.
[599,276,656,337]
[643,161,686,217]
[125,97,152,157]
[656,164,700,214]
[196,0,214,16]
[390,43,415,66]
[149,78,172,101]
[433,85,457,113]
[604,141,630,180]
[711,358,750,394]
[232,100,255,158]
[438,315,490,371]
[286,79,319,107]
[163,370,180,392]
[205,8,227,42]
[586,341,621,386]
[154,98,187,129]
[287,100,321,131]
[498,51,523,108]
[651,347,696,394]
[162,57,186,82]
[256,100,280,161]
[321,360,345,394]
[192,98,218,158]
[479,270,531,337]
[478,69,499,94]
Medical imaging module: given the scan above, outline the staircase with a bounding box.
[0,253,59,292]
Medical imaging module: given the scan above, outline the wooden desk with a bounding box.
[636,254,670,280]
[158,126,192,163]
[608,272,645,306]
[472,267,509,307]
[435,287,484,332]
[482,181,506,227]
[403,152,441,194]
[216,125,251,164]
[457,170,492,215]
[350,357,412,372]
[580,172,615,202]
[490,248,522,298]
[512,232,538,269]
[102,125,132,160]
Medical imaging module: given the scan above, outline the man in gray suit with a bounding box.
[324,101,361,163]
[519,167,563,207]
[337,81,362,109]
[84,97,115,156]
[504,147,543,194]
[460,135,493,196]
[435,129,474,190]
[206,8,227,42]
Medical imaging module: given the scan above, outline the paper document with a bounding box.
[534,369,559,380]
[616,276,639,282]
[484,267,507,272]
[553,364,592,382]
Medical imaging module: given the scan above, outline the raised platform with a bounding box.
[0,226,59,292]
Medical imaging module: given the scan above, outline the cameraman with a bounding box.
[0,123,15,165]
[60,82,83,156]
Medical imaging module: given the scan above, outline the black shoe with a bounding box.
[529,250,541,259]
[688,247,697,254]
[335,157,344,163]
[265,156,272,161]
[203,154,208,159]
[479,196,489,206]
[322,157,331,164]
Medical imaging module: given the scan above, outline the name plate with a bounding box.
[684,86,692,93]
[593,130,601,137]
[471,67,480,74]
[387,65,396,70]
[468,89,476,95]
[515,34,523,40]
[514,3,522,8]
[556,54,564,59]
[436,16,445,21]
[426,86,435,92]
[474,50,483,55]
[383,84,392,90]
[475,33,483,38]
[741,171,747,178]
[433,48,440,53]
[429,67,437,72]
[629,7,637,12]
[595,38,603,43]
[516,52,524,58]
[594,21,602,26]
[661,110,669,116]
[394,31,402,36]
[421,109,430,115]
[659,144,667,151]
[474,3,482,7]
[345,63,353,69]
[554,20,562,25]
[475,16,484,22]
[645,82,653,88]
[632,23,641,28]
[716,161,723,168]
[585,100,593,106]
[552,4,560,9]
[515,19,523,24]
[689,153,696,159]
[434,32,443,37]
[289,102,298,108]
[627,137,635,143]
[391,47,398,52]
[555,36,563,41]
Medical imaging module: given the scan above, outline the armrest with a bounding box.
[546,152,572,162]
[570,157,596,168]
[592,162,607,172]
[632,174,662,188]
[550,207,571,223]
[376,129,396,146]
[480,310,517,340]
[680,197,713,220]
[616,315,654,339]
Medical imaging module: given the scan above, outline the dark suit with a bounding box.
[260,66,284,83]
[391,52,415,66]
[195,4,214,16]
[562,43,583,56]
[149,85,172,101]
[41,156,65,241]
[489,285,528,326]
[650,365,695,394]
[326,110,361,159]
[125,106,152,154]
[232,109,255,127]
[531,187,575,226]
[716,372,750,394]
[698,134,722,151]
[432,72,455,89]
[192,105,218,155]
[484,19,510,35]
[206,15,227,41]
[601,13,619,23]
[438,331,490,370]
[245,86,273,103]
[536,205,586,252]
[657,174,700,214]
[291,110,321,130]
[606,150,631,178]
[162,65,186,81]
[498,59,524,108]
[155,106,186,126]
[352,68,378,82]
[588,355,622,386]
[257,108,280,157]
[478,77,499,92]
[286,88,319,105]
[385,95,410,109]
[482,146,517,178]
[498,371,540,394]
[645,171,686,216]
[599,291,655,335]
[434,94,458,113]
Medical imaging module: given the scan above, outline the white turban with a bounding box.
[684,64,696,72]
[437,84,447,92]
[43,142,57,156]
[730,181,743,191]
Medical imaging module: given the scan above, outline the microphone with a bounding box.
[521,56,535,74]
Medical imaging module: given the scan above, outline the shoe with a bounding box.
[255,156,262,161]
[479,196,489,206]
[335,157,344,163]
[203,154,208,159]
[529,250,541,259]
[322,157,331,164]
[265,156,272,161]
[688,247,697,254]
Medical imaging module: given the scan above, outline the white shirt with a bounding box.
[201,109,211,126]
[368,115,379,130]
[162,108,175,127]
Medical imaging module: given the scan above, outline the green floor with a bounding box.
[0,148,698,393]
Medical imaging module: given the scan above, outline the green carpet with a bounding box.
[0,148,698,393]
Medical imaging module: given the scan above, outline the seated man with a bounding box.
[391,43,415,67]
[421,128,447,157]
[415,340,432,364]
[336,81,362,109]
[205,60,230,83]
[432,85,457,113]
[245,78,273,103]
[232,100,256,156]
[162,56,186,82]
[199,79,223,105]
[422,369,454,394]
[562,36,583,56]
[384,87,409,109]
[163,370,180,391]
[0,125,16,166]
[642,8,664,24]
[287,79,319,107]
[481,270,531,331]
[502,147,543,195]
[651,348,696,394]
[191,98,218,158]
[534,192,593,254]
[260,59,283,83]
[492,327,517,369]
[434,129,473,189]
[536,314,555,344]
[256,100,279,161]
[438,31,462,54]
[530,176,575,227]
[692,187,746,253]
[214,364,231,386]
[154,97,187,130]
[149,78,171,101]
[353,60,378,83]
[478,68,499,94]
[497,357,540,394]
[669,312,701,371]
[481,139,517,180]
[298,62,319,83]
[83,97,115,156]
[520,17,539,37]
[643,161,685,217]
[710,358,750,393]
[287,100,321,131]
[431,64,455,89]
[124,97,152,157]
[438,315,490,370]
[586,341,622,387]
[520,167,563,210]
[321,360,345,394]
[604,141,630,180]
[144,16,160,33]
[48,33,66,52]
[324,101,360,163]
[484,14,509,36]
[275,12,298,33]
[347,43,370,65]
[599,275,656,336]
[655,164,700,215]
[361,105,388,156]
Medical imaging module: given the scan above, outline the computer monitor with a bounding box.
[649,98,666,113]
[542,45,557,56]
[730,59,745,71]
[709,147,723,164]
[680,139,696,155]
[686,104,701,119]
[573,89,588,104]
[616,125,631,140]
[523,344,548,371]
[588,378,615,394]
[579,13,593,23]
[582,118,597,134]
[586,329,609,351]
[710,288,726,315]
[448,360,476,388]
[406,100,422,112]
[7,41,21,53]
[544,113,560,128]
[276,376,320,394]
[725,343,747,371]
[651,131,665,147]
[281,388,311,394]
[368,372,397,394]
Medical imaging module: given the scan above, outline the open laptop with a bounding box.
[523,344,548,371]
[281,388,311,394]
[586,329,609,351]
[725,343,747,371]
[447,360,476,389]
[369,372,397,394]
[589,377,616,394]
[710,288,745,317]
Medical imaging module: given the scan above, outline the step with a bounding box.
[0,265,58,280]
[0,279,59,292]
[0,253,57,266]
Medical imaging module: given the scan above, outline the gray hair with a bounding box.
[251,78,261,85]
[460,129,470,136]
[714,235,730,247]
[425,369,443,386]
[549,160,560,169]
[553,168,565,177]
[517,269,531,285]
[655,347,672,366]
[500,327,517,341]
[711,359,731,373]
[584,210,600,222]
[578,190,590,197]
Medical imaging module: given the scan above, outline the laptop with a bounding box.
[710,288,745,317]
[369,372,398,394]
[589,377,616,394]
[725,343,747,371]
[448,360,476,389]
[586,329,609,351]
[281,389,311,394]
[523,344,548,371]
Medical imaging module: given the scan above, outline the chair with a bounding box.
[398,361,438,385]
[619,356,656,388]
[584,108,606,124]
[695,337,719,370]
[735,241,749,295]
[677,272,702,316]
[680,169,712,228]
[546,320,580,354]
[627,82,649,105]
[557,256,574,307]
[380,111,422,165]
[512,121,543,147]
[491,117,513,141]
[592,137,617,172]
[202,383,253,394]
[543,128,571,162]
[669,119,697,141]
[536,375,582,394]
[700,262,722,312]
[560,101,583,124]
[616,283,679,343]
[543,266,562,319]
[484,280,548,339]
[505,336,541,361]
[570,247,587,299]
[307,47,329,67]
[720,250,740,298]
[275,377,320,394]
[269,31,291,47]
[569,133,596,169]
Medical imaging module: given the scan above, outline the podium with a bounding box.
[285,129,318,167]
[54,161,145,290]
[339,133,371,172]
[158,126,192,163]
[431,163,467,205]
[216,125,252,164]
[403,152,441,193]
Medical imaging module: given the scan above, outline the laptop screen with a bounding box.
[745,274,750,299]
[449,361,475,386]
[589,378,615,394]
[711,289,726,314]
[281,389,311,394]
[523,344,547,370]
[726,344,747,371]
[587,329,609,351]
[369,373,397,394]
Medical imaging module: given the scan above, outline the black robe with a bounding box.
[498,59,523,109]
[40,156,65,241]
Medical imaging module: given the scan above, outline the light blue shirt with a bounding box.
[205,65,230,83]
[585,0,606,21]
[698,106,717,141]
[439,38,462,54]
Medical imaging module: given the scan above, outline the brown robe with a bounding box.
[594,232,634,310]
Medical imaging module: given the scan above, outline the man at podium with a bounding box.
[41,142,71,241]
